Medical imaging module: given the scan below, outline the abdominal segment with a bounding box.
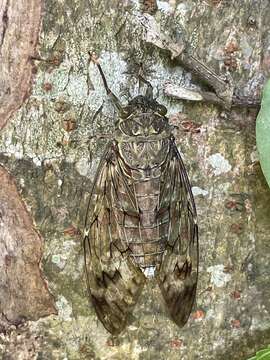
[114,143,170,275]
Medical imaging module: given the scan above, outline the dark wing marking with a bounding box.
[156,139,198,327]
[84,143,145,335]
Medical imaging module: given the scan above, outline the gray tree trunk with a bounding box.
[1,0,270,359]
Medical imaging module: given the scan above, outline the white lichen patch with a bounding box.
[157,1,173,13]
[56,296,73,321]
[215,182,231,194]
[143,266,156,278]
[32,156,42,167]
[129,0,140,10]
[207,265,231,287]
[209,304,226,329]
[209,182,231,200]
[205,309,215,320]
[127,325,139,331]
[72,257,84,280]
[250,149,259,163]
[207,153,232,176]
[0,104,64,166]
[51,254,67,270]
[0,51,129,169]
[19,178,25,188]
[0,133,24,159]
[176,2,190,19]
[65,74,89,105]
[250,312,270,332]
[50,240,76,271]
[75,157,92,177]
[192,186,208,197]
[63,240,76,252]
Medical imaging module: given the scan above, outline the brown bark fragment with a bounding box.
[0,0,42,130]
[141,0,158,14]
[0,166,56,332]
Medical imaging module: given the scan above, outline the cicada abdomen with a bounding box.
[84,53,198,334]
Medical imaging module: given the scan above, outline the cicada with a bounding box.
[84,53,198,335]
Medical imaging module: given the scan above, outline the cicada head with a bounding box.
[117,95,170,137]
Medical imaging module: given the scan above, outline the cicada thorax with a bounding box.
[115,100,172,171]
[113,104,172,274]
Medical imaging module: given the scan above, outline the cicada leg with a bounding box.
[88,51,124,112]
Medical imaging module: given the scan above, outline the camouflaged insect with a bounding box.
[84,54,198,335]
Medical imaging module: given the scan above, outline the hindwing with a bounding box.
[156,139,199,327]
[84,143,145,335]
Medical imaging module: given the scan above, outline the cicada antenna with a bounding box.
[137,62,154,99]
[138,74,153,100]
[88,51,123,112]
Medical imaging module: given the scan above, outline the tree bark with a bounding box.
[0,167,56,332]
[0,0,270,359]
[0,0,42,130]
[0,0,56,336]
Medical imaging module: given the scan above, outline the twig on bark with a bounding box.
[140,15,261,109]
[164,84,261,109]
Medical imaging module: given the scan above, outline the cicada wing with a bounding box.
[84,143,145,335]
[156,140,198,327]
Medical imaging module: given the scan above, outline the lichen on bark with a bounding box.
[0,166,56,332]
[0,0,56,339]
[0,0,43,130]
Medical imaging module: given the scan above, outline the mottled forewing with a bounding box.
[84,143,145,334]
[157,140,198,327]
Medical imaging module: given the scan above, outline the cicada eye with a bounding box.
[156,104,167,116]
[120,106,132,119]
[132,122,139,135]
[152,117,163,133]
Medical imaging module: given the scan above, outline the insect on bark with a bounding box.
[84,53,199,335]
